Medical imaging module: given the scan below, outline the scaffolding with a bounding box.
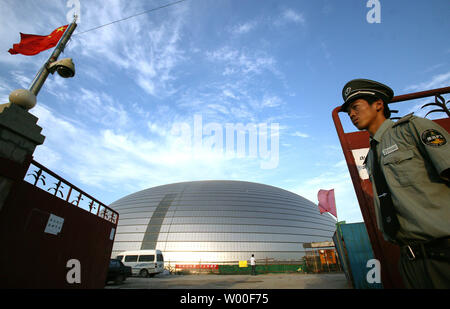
[302,241,342,273]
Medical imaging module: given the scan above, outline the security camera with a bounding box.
[48,58,75,78]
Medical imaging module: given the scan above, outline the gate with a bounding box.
[0,155,119,288]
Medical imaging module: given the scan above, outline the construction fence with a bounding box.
[166,250,343,275]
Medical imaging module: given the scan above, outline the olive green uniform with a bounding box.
[365,113,450,288]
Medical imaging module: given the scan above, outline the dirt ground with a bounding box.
[105,272,351,289]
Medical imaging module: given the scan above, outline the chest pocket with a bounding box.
[382,149,415,186]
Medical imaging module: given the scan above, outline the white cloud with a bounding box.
[77,88,129,128]
[11,71,32,89]
[405,96,449,119]
[207,104,230,115]
[333,160,347,168]
[261,95,282,108]
[30,103,83,141]
[69,0,187,98]
[292,131,309,138]
[206,46,276,76]
[222,89,238,100]
[207,47,239,62]
[44,73,71,102]
[404,71,450,92]
[274,8,306,26]
[240,54,275,75]
[0,77,14,103]
[283,9,306,24]
[403,72,450,117]
[33,144,61,167]
[29,103,276,200]
[422,63,446,73]
[230,21,257,35]
[147,121,169,137]
[223,67,237,76]
[137,77,156,96]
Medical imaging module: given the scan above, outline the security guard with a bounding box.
[341,78,450,289]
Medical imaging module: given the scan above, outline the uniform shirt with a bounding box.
[365,114,450,244]
[250,257,255,266]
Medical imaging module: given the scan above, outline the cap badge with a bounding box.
[345,87,352,97]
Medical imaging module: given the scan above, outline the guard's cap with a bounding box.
[341,79,394,113]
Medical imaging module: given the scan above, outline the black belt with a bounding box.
[401,238,450,261]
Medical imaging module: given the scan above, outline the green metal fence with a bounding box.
[218,264,308,275]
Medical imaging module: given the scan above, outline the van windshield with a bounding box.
[157,254,164,262]
[138,255,155,262]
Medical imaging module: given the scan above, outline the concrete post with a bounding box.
[0,102,45,211]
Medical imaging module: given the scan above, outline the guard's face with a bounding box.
[346,99,379,130]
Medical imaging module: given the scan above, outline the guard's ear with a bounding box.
[374,99,384,113]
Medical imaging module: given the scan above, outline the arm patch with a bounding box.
[421,129,447,147]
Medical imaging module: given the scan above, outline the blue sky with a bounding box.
[1,0,449,223]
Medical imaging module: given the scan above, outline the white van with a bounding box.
[116,250,164,277]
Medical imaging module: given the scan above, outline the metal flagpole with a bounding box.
[29,15,78,96]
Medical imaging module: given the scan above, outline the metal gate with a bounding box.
[0,155,119,288]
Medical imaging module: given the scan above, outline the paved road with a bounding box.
[105,272,351,289]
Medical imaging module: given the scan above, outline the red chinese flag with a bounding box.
[8,25,68,56]
[318,189,337,218]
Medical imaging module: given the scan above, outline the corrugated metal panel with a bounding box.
[332,229,352,284]
[339,222,383,289]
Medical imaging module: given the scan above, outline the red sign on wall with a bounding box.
[176,264,219,270]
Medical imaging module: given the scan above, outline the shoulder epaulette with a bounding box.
[392,112,415,127]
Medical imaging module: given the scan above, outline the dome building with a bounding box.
[109,180,337,264]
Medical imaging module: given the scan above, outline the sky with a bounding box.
[1,0,449,223]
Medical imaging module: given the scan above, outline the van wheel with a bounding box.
[114,274,124,285]
[140,269,149,278]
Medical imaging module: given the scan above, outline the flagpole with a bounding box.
[29,15,78,96]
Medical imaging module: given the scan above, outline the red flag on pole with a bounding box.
[318,189,337,218]
[8,25,68,56]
